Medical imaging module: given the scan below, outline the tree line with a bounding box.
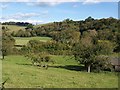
[1,22,32,26]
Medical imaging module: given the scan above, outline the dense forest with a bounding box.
[1,17,120,73]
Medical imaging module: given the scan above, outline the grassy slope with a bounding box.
[2,25,26,32]
[2,55,118,88]
[14,37,52,45]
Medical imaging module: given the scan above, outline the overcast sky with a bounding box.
[0,1,119,24]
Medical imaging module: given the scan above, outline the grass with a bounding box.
[0,60,2,84]
[14,37,52,45]
[2,25,26,32]
[2,55,118,88]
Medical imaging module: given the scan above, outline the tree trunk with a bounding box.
[2,54,4,60]
[87,65,91,73]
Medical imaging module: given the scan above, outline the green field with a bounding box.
[2,55,118,88]
[14,37,52,45]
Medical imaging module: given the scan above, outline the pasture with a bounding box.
[14,37,52,45]
[1,25,119,88]
[2,55,118,88]
[2,25,26,32]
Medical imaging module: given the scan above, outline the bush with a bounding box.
[25,52,54,69]
[92,55,113,72]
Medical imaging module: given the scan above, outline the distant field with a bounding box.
[2,55,118,88]
[14,37,52,45]
[34,23,53,28]
[2,25,26,32]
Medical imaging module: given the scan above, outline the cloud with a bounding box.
[82,0,119,4]
[0,0,119,5]
[0,12,49,24]
[73,4,78,8]
[0,18,45,24]
[0,0,79,2]
[27,2,59,7]
[27,0,79,7]
[1,11,48,20]
[0,0,31,2]
[11,12,40,19]
[1,13,39,20]
[0,4,8,9]
[0,0,119,3]
[83,0,100,4]
[26,0,120,7]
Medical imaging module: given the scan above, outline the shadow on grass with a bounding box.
[49,65,86,71]
[16,63,86,71]
[16,63,32,66]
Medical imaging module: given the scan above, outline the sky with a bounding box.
[0,0,119,24]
